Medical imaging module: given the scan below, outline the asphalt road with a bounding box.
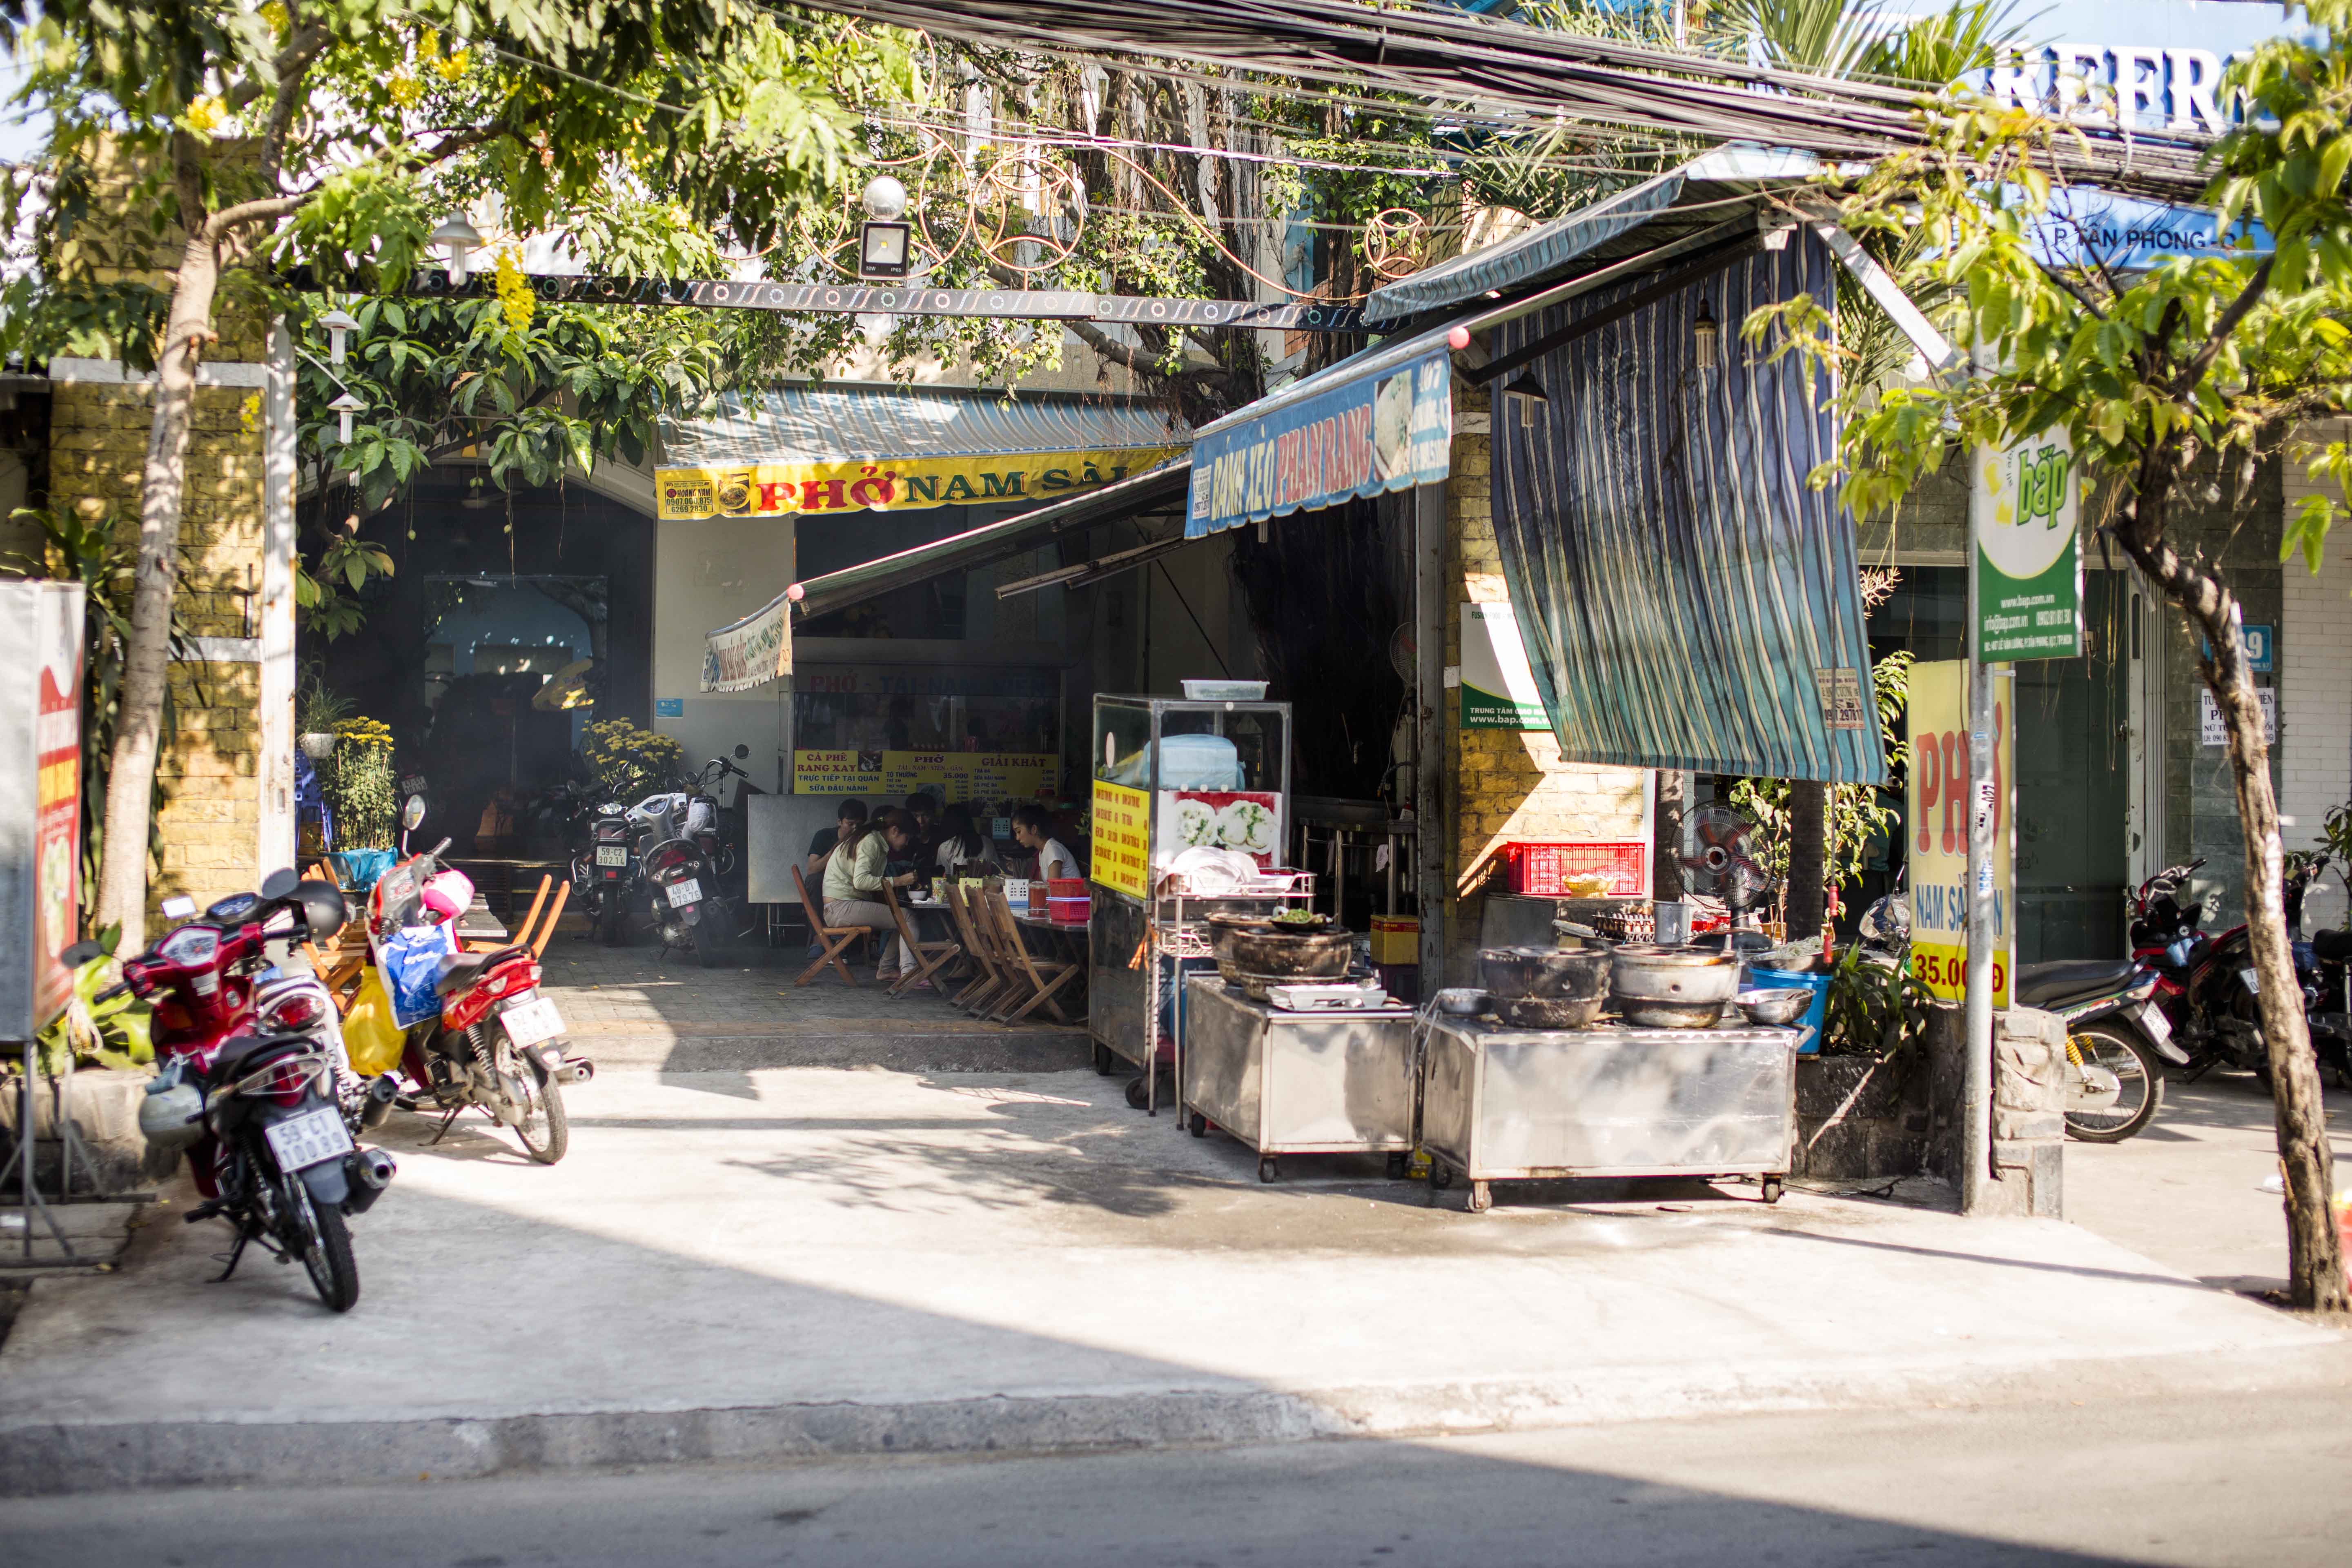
[8,1349,2352,1568]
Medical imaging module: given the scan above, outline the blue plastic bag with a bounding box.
[380,925,453,1029]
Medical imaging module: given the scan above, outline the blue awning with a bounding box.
[1363,146,1822,327]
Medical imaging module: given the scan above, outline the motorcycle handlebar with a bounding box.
[428,837,452,857]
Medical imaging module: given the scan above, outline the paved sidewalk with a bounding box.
[0,1063,2333,1495]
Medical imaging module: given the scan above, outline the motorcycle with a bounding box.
[366,831,590,1163]
[1858,891,2181,1142]
[629,746,751,967]
[572,796,636,947]
[102,869,396,1312]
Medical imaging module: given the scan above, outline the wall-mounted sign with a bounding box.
[1187,350,1450,537]
[1905,660,2013,1011]
[2199,623,2273,673]
[657,448,1182,522]
[1459,601,1549,731]
[702,592,792,693]
[655,697,684,717]
[1971,432,2083,661]
[2198,687,2276,746]
[793,749,1058,800]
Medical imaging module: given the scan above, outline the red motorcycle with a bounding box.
[100,868,396,1312]
[365,842,588,1163]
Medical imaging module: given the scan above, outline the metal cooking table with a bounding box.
[1419,1016,1801,1212]
[1180,975,1417,1183]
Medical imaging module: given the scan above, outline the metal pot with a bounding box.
[1224,925,1354,979]
[1609,944,1742,1029]
[1494,993,1607,1029]
[1479,945,1612,1002]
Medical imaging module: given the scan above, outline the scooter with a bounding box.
[104,869,396,1312]
[366,829,589,1163]
[573,797,635,947]
[630,746,751,967]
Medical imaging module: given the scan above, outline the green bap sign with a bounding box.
[1971,433,2082,661]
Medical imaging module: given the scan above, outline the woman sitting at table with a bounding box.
[1011,804,1080,883]
[822,806,921,985]
[935,803,996,878]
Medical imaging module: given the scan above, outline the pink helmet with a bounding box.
[420,868,475,924]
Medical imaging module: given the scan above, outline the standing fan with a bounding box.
[1680,804,1773,949]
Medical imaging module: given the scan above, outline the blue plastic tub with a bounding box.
[1740,966,1831,1054]
[328,848,399,893]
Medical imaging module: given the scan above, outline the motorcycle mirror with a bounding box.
[160,894,197,921]
[58,939,101,969]
[402,794,428,831]
[259,867,301,901]
[733,743,750,760]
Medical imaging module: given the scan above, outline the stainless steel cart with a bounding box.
[1181,976,1417,1183]
[1419,1016,1800,1212]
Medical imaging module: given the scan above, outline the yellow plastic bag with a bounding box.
[342,966,406,1077]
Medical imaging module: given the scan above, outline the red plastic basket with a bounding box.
[1499,841,1649,897]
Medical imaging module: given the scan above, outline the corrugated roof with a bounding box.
[662,383,1188,468]
[1362,146,1820,326]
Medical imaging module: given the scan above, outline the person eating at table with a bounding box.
[807,798,867,883]
[935,803,995,879]
[1011,804,1080,884]
[823,806,922,986]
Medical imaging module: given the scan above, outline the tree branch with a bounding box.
[2172,255,2275,399]
[261,4,333,189]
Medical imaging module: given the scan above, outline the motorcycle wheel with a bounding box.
[287,1174,360,1312]
[599,897,627,947]
[2064,1020,2166,1143]
[505,1049,570,1165]
[695,899,733,968]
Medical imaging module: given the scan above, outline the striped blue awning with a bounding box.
[662,382,1186,469]
[1489,228,1887,785]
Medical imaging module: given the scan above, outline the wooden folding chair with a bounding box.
[882,885,961,998]
[791,864,870,987]
[980,887,1082,1025]
[531,881,569,956]
[481,875,552,953]
[941,884,1009,1015]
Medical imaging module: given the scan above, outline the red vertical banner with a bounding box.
[32,588,85,1024]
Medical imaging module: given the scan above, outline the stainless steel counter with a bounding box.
[1420,1016,1800,1211]
[1180,976,1417,1182]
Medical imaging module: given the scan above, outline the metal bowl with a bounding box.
[1433,987,1490,1017]
[1735,987,1813,1027]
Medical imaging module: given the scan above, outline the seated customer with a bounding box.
[822,806,921,984]
[1011,804,1080,883]
[934,803,996,878]
[902,792,942,871]
[807,798,868,882]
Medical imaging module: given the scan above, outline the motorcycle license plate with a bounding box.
[2241,967,2259,995]
[595,845,628,867]
[2134,1001,2174,1047]
[501,996,564,1047]
[264,1106,353,1172]
[665,878,703,908]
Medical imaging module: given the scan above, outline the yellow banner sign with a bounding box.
[656,449,1183,522]
[1090,778,1151,899]
[1903,660,2013,1009]
[793,749,1058,802]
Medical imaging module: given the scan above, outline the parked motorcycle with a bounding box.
[629,746,751,967]
[366,835,589,1162]
[571,796,637,946]
[102,869,395,1312]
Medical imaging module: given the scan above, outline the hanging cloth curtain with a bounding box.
[1488,230,1886,786]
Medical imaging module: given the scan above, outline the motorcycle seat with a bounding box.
[2313,929,2352,963]
[2013,958,2140,1011]
[205,1032,318,1082]
[434,945,531,996]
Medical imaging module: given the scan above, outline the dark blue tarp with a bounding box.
[1489,229,1886,784]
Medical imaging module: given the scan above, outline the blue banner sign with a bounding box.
[1186,351,1452,538]
[2031,188,2272,272]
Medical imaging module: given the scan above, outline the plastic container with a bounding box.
[1048,877,1091,924]
[1370,914,1420,966]
[1179,679,1270,701]
[1739,965,1831,1054]
[1499,841,1648,897]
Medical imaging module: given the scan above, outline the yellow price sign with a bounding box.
[1090,778,1151,899]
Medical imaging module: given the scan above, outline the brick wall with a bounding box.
[1441,424,1649,982]
[2282,419,2352,930]
[48,378,268,917]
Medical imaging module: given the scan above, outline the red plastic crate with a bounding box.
[1499,841,1649,897]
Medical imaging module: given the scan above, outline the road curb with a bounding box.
[570,1031,1093,1074]
[7,1341,2344,1496]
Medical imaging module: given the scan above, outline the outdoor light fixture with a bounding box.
[430,214,484,282]
[1500,374,1550,431]
[859,173,912,279]
[1692,298,1719,370]
[318,307,360,365]
[327,391,365,445]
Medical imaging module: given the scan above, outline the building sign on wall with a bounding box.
[1187,350,1451,537]
[0,581,86,1038]
[1090,779,1152,899]
[2198,687,2277,746]
[1971,432,2084,661]
[703,591,793,692]
[656,448,1182,521]
[1460,601,1550,730]
[1905,660,2013,1011]
[792,749,1058,800]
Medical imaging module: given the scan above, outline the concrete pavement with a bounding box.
[0,1062,2334,1496]
[9,1345,2352,1565]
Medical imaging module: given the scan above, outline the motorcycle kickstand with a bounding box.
[428,1104,464,1145]
[211,1228,252,1283]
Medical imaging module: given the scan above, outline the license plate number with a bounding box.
[264,1107,353,1172]
[666,878,703,908]
[2135,1000,2173,1047]
[596,845,628,867]
[502,995,564,1046]
[2241,967,2259,995]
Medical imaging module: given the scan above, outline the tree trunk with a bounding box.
[94,221,218,946]
[1786,779,1827,940]
[2120,479,2348,1316]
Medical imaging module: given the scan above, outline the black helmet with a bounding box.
[294,878,348,938]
